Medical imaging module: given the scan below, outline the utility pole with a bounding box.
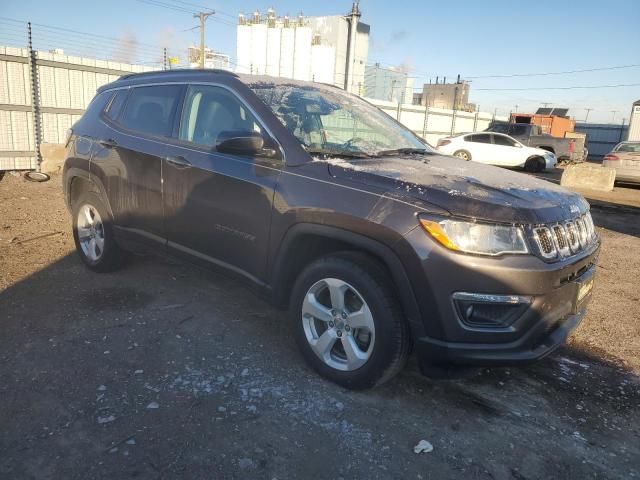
[344,1,361,93]
[541,102,552,108]
[194,10,215,69]
[611,110,618,123]
[514,104,519,113]
[583,108,593,123]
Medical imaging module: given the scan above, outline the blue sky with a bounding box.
[1,0,639,122]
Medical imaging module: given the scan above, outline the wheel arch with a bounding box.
[538,145,555,154]
[270,223,425,338]
[65,168,114,219]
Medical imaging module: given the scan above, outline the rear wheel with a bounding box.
[453,150,471,161]
[290,253,410,389]
[72,191,126,272]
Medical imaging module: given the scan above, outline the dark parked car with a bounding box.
[63,70,600,389]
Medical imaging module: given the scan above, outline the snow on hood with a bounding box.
[321,154,588,224]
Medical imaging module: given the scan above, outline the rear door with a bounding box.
[162,83,282,283]
[92,84,183,247]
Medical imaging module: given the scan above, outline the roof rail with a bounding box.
[117,68,238,81]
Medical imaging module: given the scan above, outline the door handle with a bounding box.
[165,155,192,168]
[98,138,117,148]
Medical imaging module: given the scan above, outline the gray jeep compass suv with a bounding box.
[63,69,599,389]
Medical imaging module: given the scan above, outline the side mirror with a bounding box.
[216,130,265,156]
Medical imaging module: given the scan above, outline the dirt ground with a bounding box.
[0,172,639,479]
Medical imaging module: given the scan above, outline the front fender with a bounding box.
[270,222,426,339]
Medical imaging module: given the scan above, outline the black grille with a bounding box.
[575,219,587,246]
[565,222,579,250]
[535,227,555,255]
[553,225,567,250]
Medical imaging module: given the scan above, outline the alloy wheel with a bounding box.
[301,278,375,371]
[77,204,105,262]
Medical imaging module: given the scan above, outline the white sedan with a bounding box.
[436,132,557,172]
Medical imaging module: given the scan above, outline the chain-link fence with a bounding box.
[0,18,167,172]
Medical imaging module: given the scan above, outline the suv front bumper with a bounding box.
[415,308,584,366]
[401,226,599,367]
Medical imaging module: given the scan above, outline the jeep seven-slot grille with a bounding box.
[565,223,579,250]
[553,225,567,249]
[535,227,555,256]
[532,212,597,261]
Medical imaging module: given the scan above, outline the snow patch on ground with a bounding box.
[165,365,373,449]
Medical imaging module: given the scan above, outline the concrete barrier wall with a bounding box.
[365,97,507,145]
[560,164,616,192]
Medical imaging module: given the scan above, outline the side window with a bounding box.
[509,125,528,136]
[179,85,263,148]
[119,85,182,137]
[104,89,128,121]
[493,135,516,147]
[467,134,491,144]
[84,91,113,119]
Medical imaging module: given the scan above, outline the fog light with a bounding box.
[452,292,532,329]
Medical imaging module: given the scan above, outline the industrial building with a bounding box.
[187,46,230,70]
[629,100,640,141]
[235,3,369,93]
[417,78,475,112]
[363,63,414,103]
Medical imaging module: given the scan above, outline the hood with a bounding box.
[323,154,588,224]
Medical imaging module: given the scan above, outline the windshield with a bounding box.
[249,82,433,158]
[615,142,640,153]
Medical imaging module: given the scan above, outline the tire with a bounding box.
[290,252,410,389]
[72,190,126,272]
[453,150,471,161]
[524,156,544,173]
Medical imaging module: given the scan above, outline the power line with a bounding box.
[165,0,237,19]
[134,0,236,26]
[135,0,192,14]
[476,83,640,91]
[467,64,640,79]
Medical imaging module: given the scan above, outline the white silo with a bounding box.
[311,43,335,84]
[279,17,295,79]
[236,12,252,74]
[250,11,268,75]
[293,14,312,81]
[266,8,281,77]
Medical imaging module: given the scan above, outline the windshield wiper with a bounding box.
[305,147,372,159]
[374,147,431,157]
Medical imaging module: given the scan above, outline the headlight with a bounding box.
[419,216,529,256]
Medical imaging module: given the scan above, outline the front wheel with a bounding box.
[290,253,410,389]
[524,156,545,173]
[72,191,126,272]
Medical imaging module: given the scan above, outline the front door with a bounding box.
[163,84,282,283]
[490,134,522,166]
[465,133,493,163]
